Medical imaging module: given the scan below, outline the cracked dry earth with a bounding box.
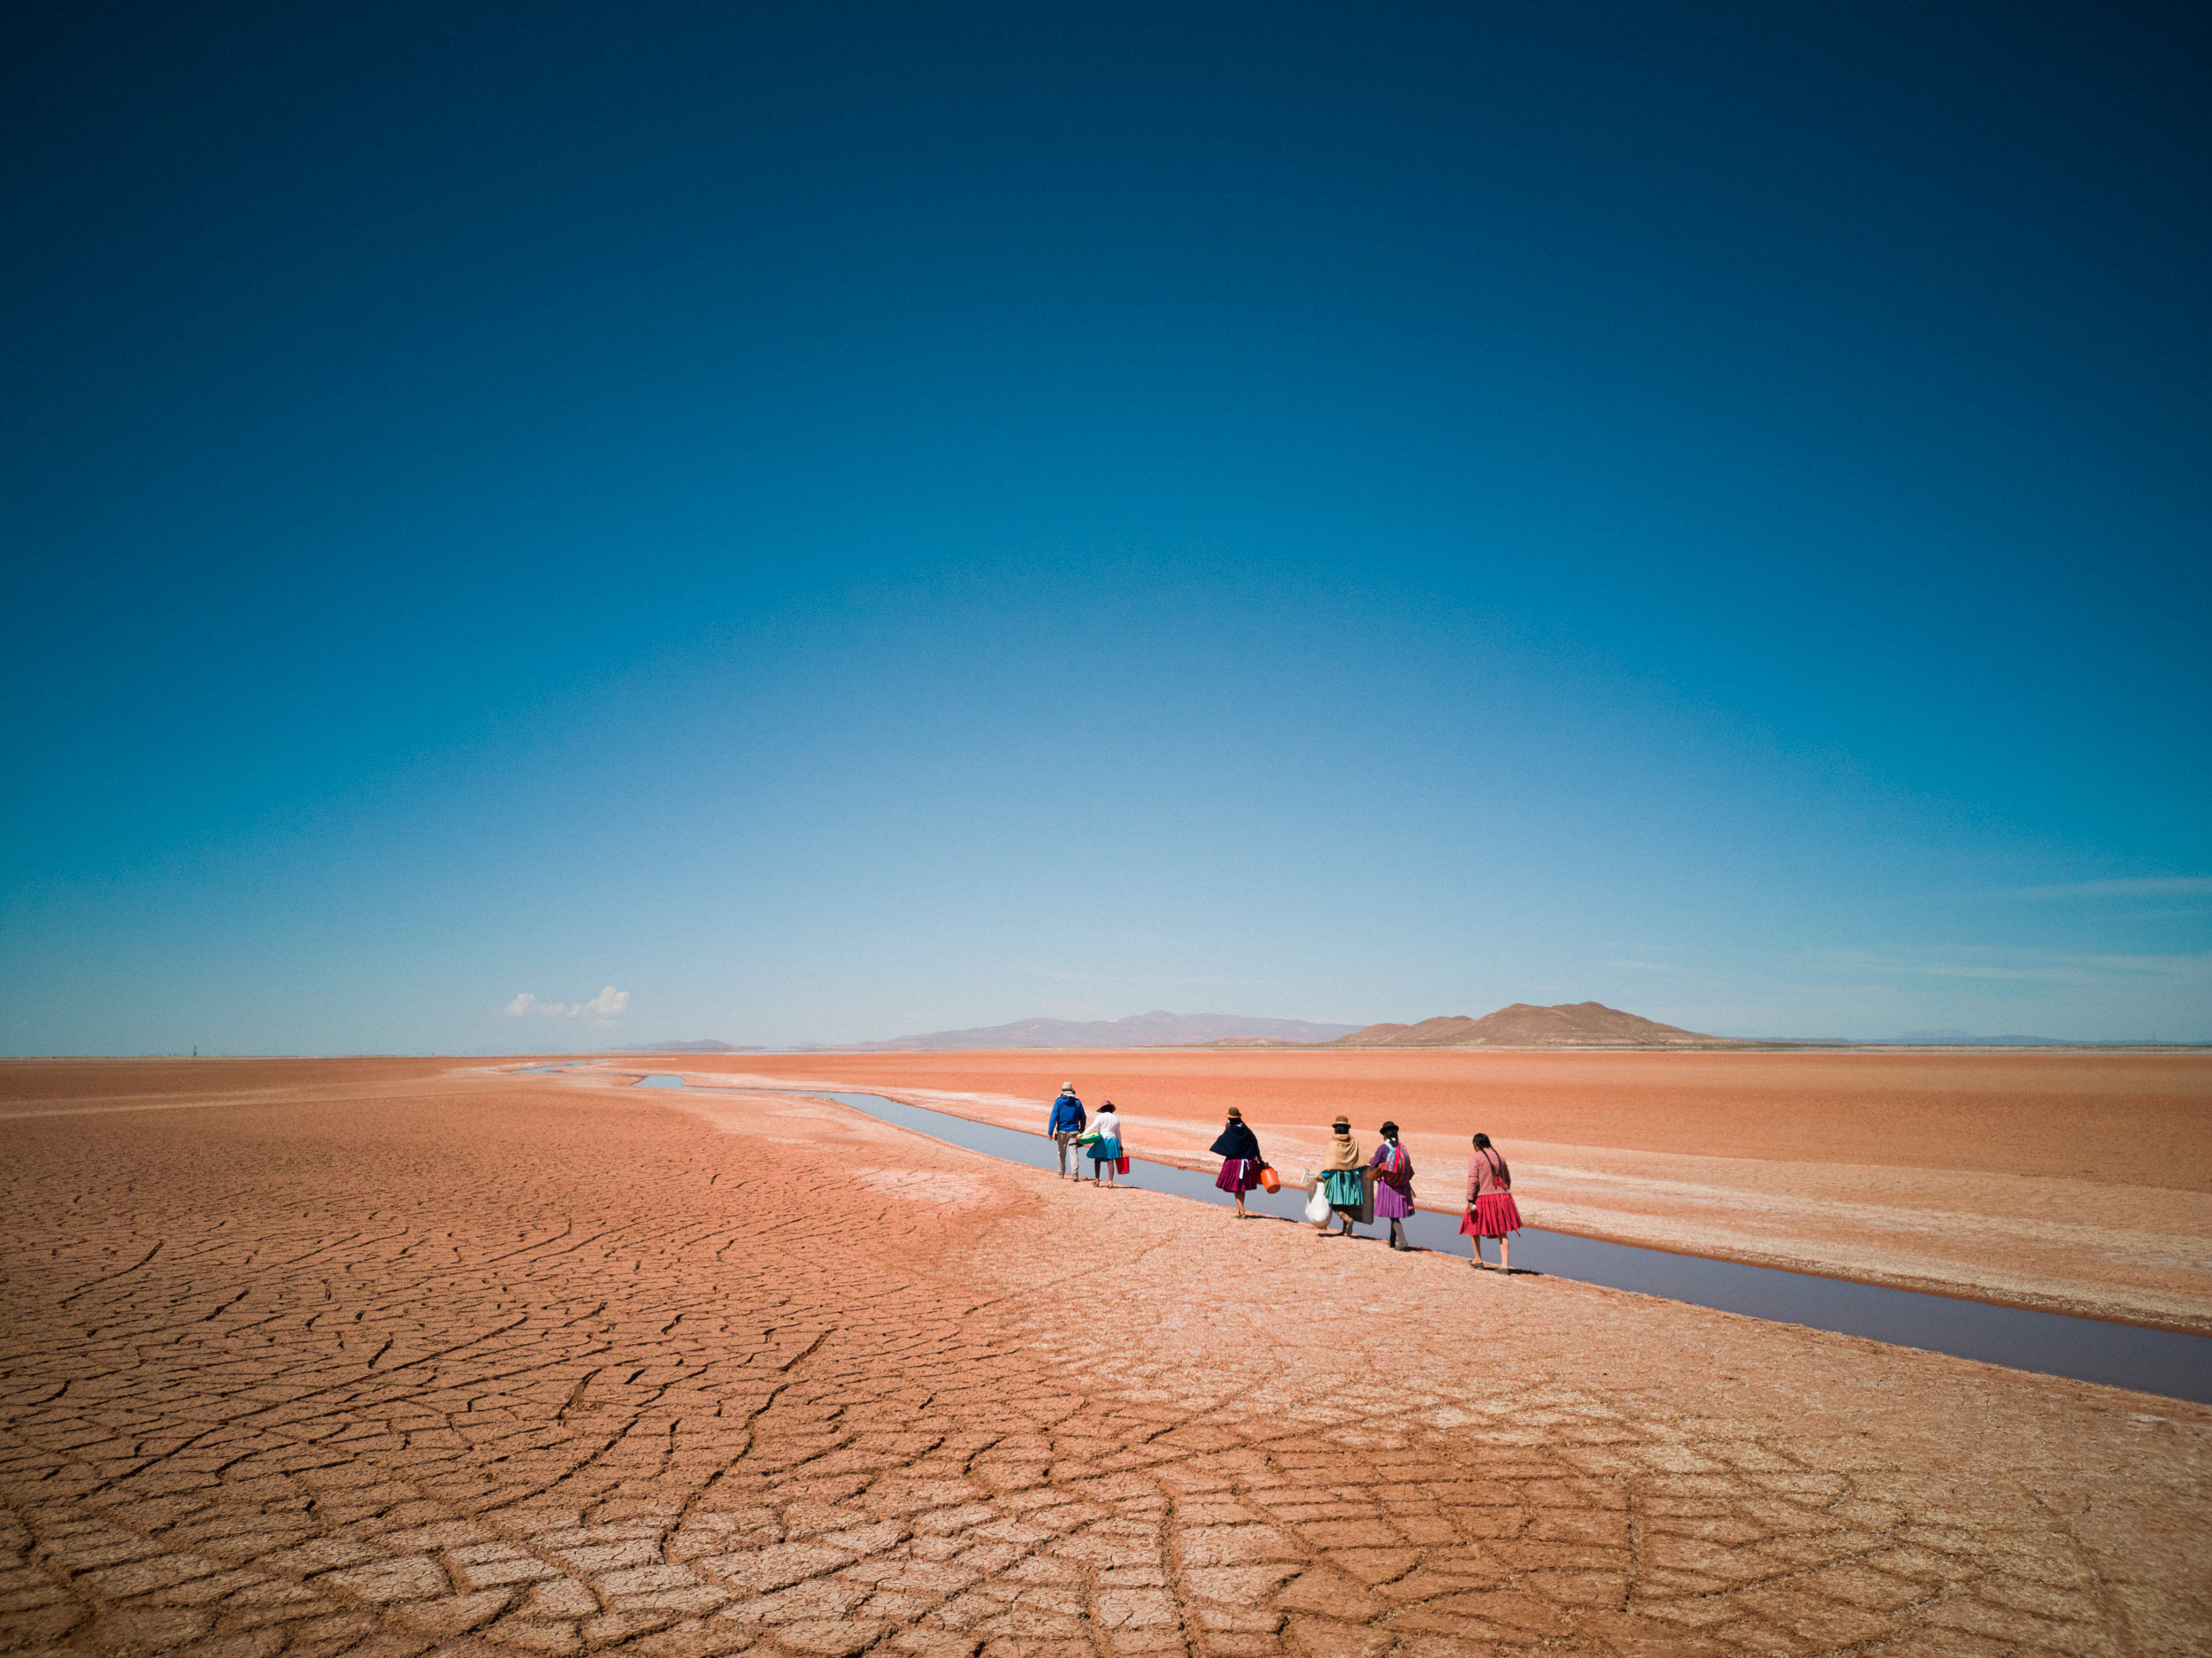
[1,1063,2208,1658]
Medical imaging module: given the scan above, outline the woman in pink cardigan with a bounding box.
[1461,1132,1522,1270]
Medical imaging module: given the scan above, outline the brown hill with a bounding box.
[1332,1002,1725,1048]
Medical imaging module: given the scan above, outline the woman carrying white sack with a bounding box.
[1310,1116,1364,1235]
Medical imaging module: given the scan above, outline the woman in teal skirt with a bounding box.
[1314,1116,1365,1235]
[1087,1101,1124,1186]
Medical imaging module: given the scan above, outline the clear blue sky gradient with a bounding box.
[4,3,2207,1051]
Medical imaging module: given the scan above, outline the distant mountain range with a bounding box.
[1330,1002,1720,1048]
[816,1002,1710,1050]
[821,1010,1364,1050]
[620,1040,765,1054]
[618,1009,2124,1055]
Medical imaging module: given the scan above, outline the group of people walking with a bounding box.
[1045,1085,1525,1270]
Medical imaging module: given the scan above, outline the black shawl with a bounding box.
[1209,1121,1261,1160]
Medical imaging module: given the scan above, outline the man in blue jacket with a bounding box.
[1044,1082,1086,1178]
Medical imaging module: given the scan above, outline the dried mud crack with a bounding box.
[0,1061,2206,1657]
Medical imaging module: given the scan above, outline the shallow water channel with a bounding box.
[627,1074,2212,1405]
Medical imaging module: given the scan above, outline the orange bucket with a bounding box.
[1258,1165,1281,1194]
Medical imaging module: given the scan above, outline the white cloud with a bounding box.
[2012,877,2212,900]
[1803,947,2212,986]
[2064,953,2212,975]
[1902,963,2068,981]
[501,986,632,1018]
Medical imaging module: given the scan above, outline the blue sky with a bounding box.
[4,2,2207,1052]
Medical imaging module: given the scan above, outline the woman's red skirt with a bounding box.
[1215,1157,1261,1194]
[1461,1191,1523,1238]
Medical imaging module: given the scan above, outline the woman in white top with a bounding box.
[1087,1102,1124,1186]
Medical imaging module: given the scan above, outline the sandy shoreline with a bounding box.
[0,1055,2206,1654]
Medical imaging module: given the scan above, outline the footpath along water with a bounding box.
[626,1075,2212,1405]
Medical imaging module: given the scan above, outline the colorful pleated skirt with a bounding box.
[1461,1191,1523,1238]
[1321,1168,1364,1209]
[1216,1157,1261,1193]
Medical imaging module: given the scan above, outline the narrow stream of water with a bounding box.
[626,1074,2212,1405]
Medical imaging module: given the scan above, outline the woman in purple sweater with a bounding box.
[1368,1121,1415,1250]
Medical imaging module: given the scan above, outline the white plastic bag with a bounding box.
[1303,1175,1330,1224]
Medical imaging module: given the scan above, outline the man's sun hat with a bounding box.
[1332,1115,1350,1132]
[1063,1080,1075,1090]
